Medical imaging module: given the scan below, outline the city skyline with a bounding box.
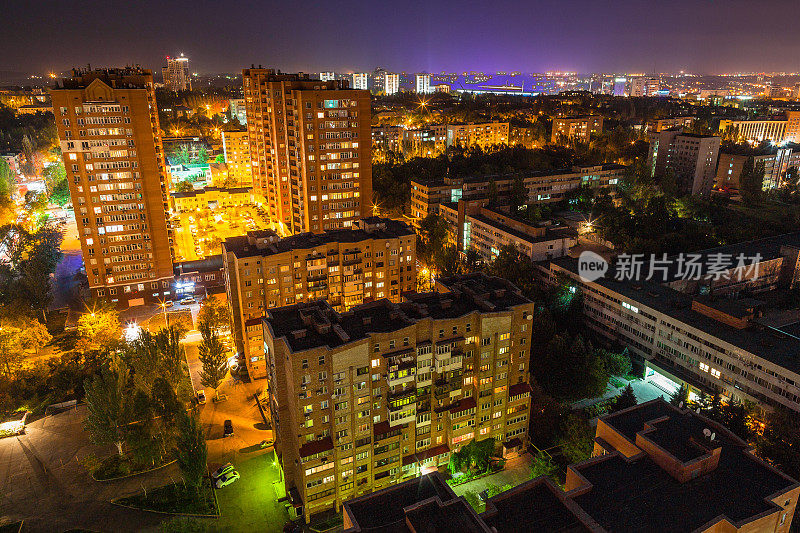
[4,0,800,79]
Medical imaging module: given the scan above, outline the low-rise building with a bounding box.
[171,186,253,213]
[223,218,417,378]
[551,115,603,143]
[719,112,800,144]
[649,116,696,133]
[173,256,225,298]
[546,246,800,413]
[446,122,509,149]
[265,272,534,522]
[716,144,800,190]
[410,164,624,220]
[221,129,252,187]
[342,398,799,533]
[439,202,577,261]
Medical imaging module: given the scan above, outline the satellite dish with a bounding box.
[702,428,712,438]
[696,408,701,413]
[679,401,684,408]
[710,433,715,441]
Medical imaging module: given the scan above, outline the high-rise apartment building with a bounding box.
[263,272,534,521]
[161,54,191,91]
[351,73,369,91]
[384,73,400,95]
[415,74,431,94]
[221,129,253,187]
[229,97,247,125]
[50,67,174,307]
[242,68,372,234]
[222,218,416,378]
[647,129,720,195]
[320,72,336,82]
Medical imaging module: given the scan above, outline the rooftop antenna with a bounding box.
[710,433,716,441]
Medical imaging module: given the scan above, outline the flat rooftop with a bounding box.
[223,218,414,259]
[552,257,800,375]
[574,400,799,532]
[411,164,625,188]
[264,273,531,353]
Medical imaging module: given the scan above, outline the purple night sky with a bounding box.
[2,0,799,76]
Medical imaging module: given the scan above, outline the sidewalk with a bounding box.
[571,377,667,410]
[449,453,533,498]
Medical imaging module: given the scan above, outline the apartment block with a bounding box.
[716,145,800,190]
[546,253,800,414]
[384,73,400,95]
[50,67,174,307]
[263,272,534,521]
[171,186,253,212]
[446,122,509,149]
[410,164,624,220]
[220,129,253,187]
[718,112,800,144]
[351,73,369,91]
[242,68,372,234]
[228,97,247,125]
[342,399,799,533]
[223,218,416,378]
[162,54,191,91]
[439,202,577,261]
[319,72,336,82]
[371,125,404,154]
[647,129,720,195]
[404,124,447,153]
[415,74,432,94]
[551,115,603,143]
[648,116,695,133]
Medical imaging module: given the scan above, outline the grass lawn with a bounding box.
[92,452,175,481]
[114,478,217,516]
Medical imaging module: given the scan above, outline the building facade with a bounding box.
[384,73,400,95]
[550,115,603,143]
[162,54,191,91]
[647,129,721,195]
[415,74,431,94]
[410,164,624,220]
[264,273,534,521]
[242,69,372,234]
[718,112,800,144]
[221,129,253,187]
[222,218,416,378]
[228,97,247,125]
[446,122,509,149]
[716,146,800,190]
[319,72,336,82]
[351,73,369,91]
[50,67,174,307]
[171,186,253,212]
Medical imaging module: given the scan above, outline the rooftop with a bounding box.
[264,273,531,354]
[411,164,625,188]
[171,185,252,198]
[552,256,800,375]
[223,218,414,259]
[573,399,799,532]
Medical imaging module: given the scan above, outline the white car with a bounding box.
[180,297,196,305]
[211,462,234,480]
[215,470,240,488]
[163,300,174,308]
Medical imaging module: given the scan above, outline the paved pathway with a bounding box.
[449,453,534,499]
[571,377,667,410]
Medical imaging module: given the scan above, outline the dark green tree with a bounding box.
[175,411,208,494]
[613,384,637,412]
[669,383,690,407]
[83,359,129,456]
[198,322,227,399]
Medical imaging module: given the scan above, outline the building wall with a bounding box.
[51,68,174,307]
[221,130,253,187]
[551,116,604,143]
[447,123,509,149]
[264,295,533,521]
[224,228,417,378]
[243,70,372,235]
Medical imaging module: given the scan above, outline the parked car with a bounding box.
[215,470,240,488]
[211,462,235,480]
[196,390,206,404]
[163,300,174,308]
[223,419,233,437]
[180,296,196,305]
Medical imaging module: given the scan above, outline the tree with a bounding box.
[154,326,187,391]
[613,384,637,412]
[740,156,765,205]
[151,377,181,427]
[757,407,800,480]
[77,305,122,353]
[42,161,66,196]
[600,349,632,377]
[198,322,227,399]
[196,297,231,333]
[669,383,689,407]
[509,174,527,212]
[558,415,594,464]
[529,450,561,485]
[175,411,208,494]
[0,315,51,376]
[175,180,194,193]
[83,358,129,456]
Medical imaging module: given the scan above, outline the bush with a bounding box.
[114,479,216,515]
[600,349,632,377]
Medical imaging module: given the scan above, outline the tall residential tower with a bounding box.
[162,54,191,91]
[242,68,372,234]
[50,67,174,307]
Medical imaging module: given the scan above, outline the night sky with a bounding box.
[3,0,800,76]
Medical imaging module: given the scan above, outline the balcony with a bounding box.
[388,405,416,427]
[387,365,416,387]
